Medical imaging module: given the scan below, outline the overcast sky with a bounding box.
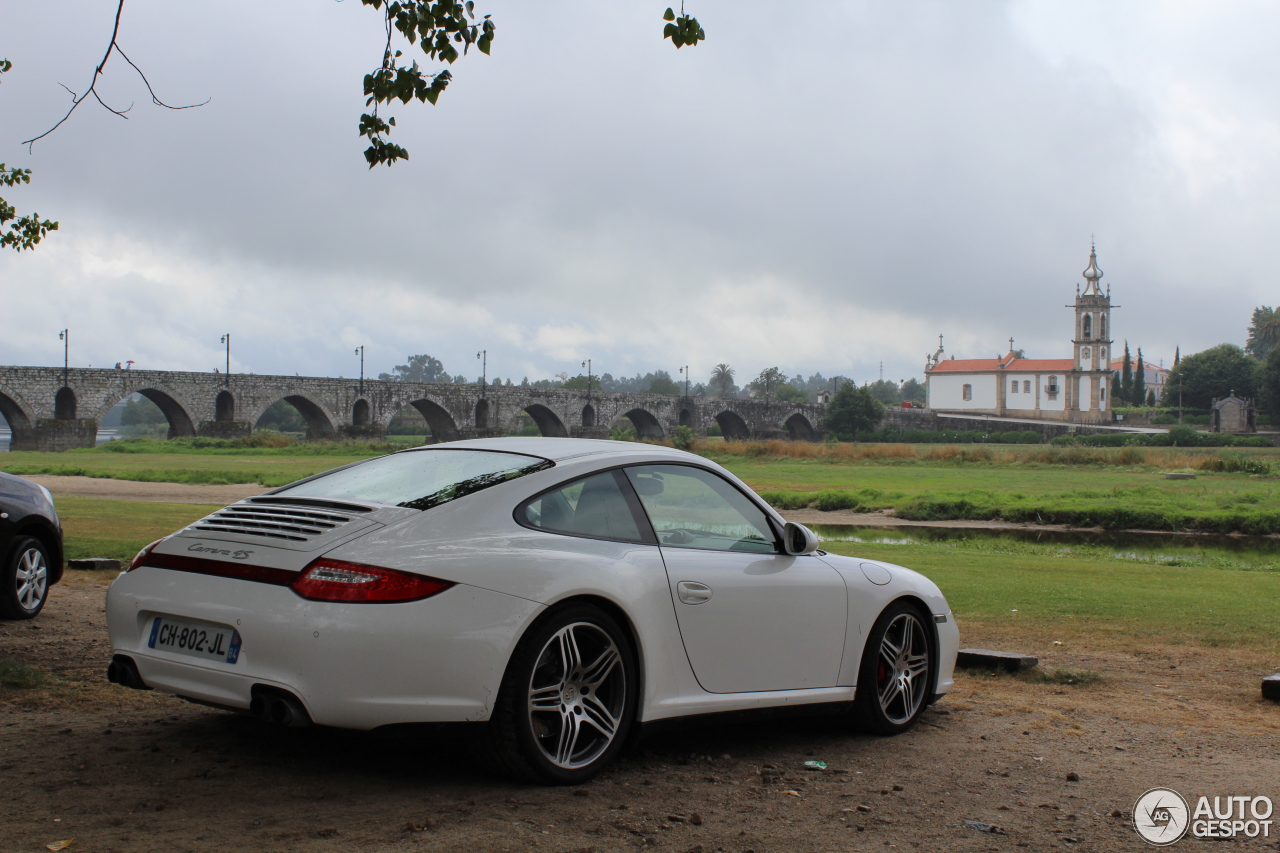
[2,1,1277,388]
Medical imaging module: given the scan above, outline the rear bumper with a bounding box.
[106,567,541,729]
[934,612,959,697]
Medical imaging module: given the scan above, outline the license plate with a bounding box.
[147,615,242,664]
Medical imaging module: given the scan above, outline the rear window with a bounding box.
[274,449,552,510]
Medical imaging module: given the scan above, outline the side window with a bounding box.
[624,465,776,554]
[518,471,645,543]
[1023,380,1031,393]
[962,384,972,401]
[1010,380,1018,393]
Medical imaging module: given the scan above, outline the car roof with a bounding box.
[399,437,689,462]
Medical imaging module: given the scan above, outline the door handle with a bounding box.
[676,581,712,605]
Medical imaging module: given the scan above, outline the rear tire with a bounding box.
[484,603,637,784]
[0,537,51,620]
[850,600,934,735]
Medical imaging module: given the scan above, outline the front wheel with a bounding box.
[0,537,51,620]
[485,604,637,784]
[850,600,934,735]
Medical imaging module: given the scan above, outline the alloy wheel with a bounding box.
[875,611,930,725]
[527,621,627,770]
[15,547,48,613]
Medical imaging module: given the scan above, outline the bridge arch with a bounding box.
[621,408,665,440]
[520,403,568,438]
[0,391,35,448]
[783,412,816,441]
[54,387,77,419]
[134,389,198,438]
[678,407,692,427]
[409,398,460,443]
[714,410,751,440]
[352,398,371,426]
[251,395,336,440]
[475,399,490,429]
[582,404,596,428]
[215,391,236,422]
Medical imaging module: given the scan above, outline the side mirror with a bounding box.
[782,521,819,556]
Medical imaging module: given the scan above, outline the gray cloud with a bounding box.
[1,0,1273,388]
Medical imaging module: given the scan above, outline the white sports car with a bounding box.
[106,438,958,784]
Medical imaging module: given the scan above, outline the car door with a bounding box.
[623,464,847,694]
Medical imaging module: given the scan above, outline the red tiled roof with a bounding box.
[929,357,1073,373]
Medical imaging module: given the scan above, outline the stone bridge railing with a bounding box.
[0,366,827,451]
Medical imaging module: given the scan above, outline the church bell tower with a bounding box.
[1068,242,1115,419]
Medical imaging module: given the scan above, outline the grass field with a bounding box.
[56,497,213,562]
[823,537,1280,656]
[5,436,1278,532]
[45,494,1280,657]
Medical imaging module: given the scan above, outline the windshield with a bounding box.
[274,449,552,510]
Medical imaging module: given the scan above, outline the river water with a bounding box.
[811,524,1280,564]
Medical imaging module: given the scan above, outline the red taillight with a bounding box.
[127,539,165,572]
[290,559,454,604]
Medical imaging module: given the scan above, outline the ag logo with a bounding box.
[1134,788,1190,846]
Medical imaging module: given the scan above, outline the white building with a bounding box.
[924,244,1117,424]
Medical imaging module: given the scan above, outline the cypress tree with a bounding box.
[1133,348,1147,407]
[1174,346,1180,367]
[1121,342,1133,404]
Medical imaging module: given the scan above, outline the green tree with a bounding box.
[120,396,165,426]
[1120,341,1133,404]
[1165,344,1258,410]
[1146,389,1156,407]
[1111,374,1123,405]
[749,367,787,405]
[773,383,809,403]
[1246,306,1280,359]
[709,363,736,397]
[257,399,306,432]
[646,372,680,395]
[900,378,927,405]
[562,373,602,392]
[1258,346,1280,421]
[866,379,900,405]
[379,353,447,383]
[822,381,885,438]
[1,61,58,252]
[1133,348,1146,406]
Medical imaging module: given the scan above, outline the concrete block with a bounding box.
[1164,472,1196,480]
[68,557,122,571]
[956,648,1039,673]
[1263,674,1280,702]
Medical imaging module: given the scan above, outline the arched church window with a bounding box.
[1082,314,1092,339]
[1099,315,1107,339]
[1010,380,1018,393]
[1023,381,1031,393]
[1100,347,1106,363]
[962,384,972,401]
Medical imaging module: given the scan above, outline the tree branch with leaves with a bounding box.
[1,61,58,252]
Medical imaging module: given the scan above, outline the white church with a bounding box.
[924,244,1116,424]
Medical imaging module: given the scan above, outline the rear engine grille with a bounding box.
[193,505,354,542]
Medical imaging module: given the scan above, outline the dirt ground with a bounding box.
[3,574,1280,853]
[26,476,265,505]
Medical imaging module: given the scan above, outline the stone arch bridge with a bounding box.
[0,366,827,452]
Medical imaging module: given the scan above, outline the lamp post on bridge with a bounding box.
[219,334,230,387]
[57,329,68,388]
[679,365,689,398]
[354,346,364,395]
[477,350,487,397]
[582,359,593,408]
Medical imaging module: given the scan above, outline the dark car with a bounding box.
[0,472,63,619]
